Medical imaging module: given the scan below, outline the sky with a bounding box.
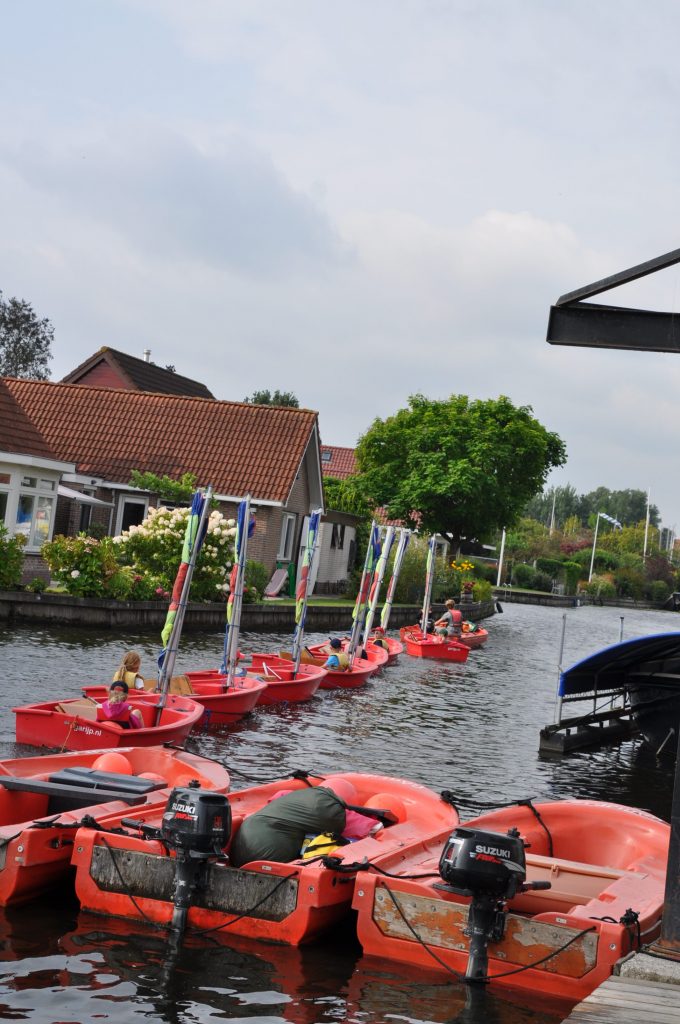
[2,1,680,526]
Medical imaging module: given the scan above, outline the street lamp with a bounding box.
[588,511,622,582]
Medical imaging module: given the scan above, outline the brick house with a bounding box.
[62,346,215,399]
[1,376,324,584]
[315,445,361,594]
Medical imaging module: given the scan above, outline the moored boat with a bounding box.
[12,692,204,750]
[0,746,230,906]
[368,631,403,664]
[304,641,382,688]
[352,798,669,1001]
[71,770,458,945]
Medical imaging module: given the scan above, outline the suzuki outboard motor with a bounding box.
[437,825,550,983]
[160,783,231,936]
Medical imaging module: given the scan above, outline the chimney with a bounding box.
[143,349,151,363]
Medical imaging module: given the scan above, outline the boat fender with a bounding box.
[495,601,503,613]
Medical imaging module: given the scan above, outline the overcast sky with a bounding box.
[2,1,680,525]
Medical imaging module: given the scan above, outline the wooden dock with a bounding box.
[563,975,680,1022]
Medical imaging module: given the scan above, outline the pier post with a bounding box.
[649,741,680,957]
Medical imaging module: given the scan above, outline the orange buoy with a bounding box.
[364,792,407,823]
[93,752,133,775]
[138,771,165,782]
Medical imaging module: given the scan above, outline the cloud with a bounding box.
[1,129,348,277]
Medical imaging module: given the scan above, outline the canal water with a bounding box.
[0,603,676,1023]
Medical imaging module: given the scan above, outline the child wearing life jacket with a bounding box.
[98,680,144,729]
[112,651,146,691]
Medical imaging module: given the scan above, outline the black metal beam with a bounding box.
[555,247,680,306]
[547,302,680,352]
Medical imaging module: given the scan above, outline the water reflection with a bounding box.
[0,603,678,1021]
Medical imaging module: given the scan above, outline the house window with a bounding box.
[0,466,58,550]
[117,497,148,535]
[331,523,345,549]
[277,513,296,560]
[321,451,332,462]
[0,492,7,524]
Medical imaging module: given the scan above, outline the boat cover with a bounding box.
[559,632,680,696]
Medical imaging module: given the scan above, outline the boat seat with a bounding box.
[0,776,149,813]
[48,768,165,794]
[54,698,99,720]
[511,853,629,915]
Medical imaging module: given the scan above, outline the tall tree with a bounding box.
[0,292,53,380]
[244,388,299,408]
[355,394,566,547]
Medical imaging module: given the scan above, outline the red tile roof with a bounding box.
[320,445,357,479]
[4,379,319,504]
[63,347,215,399]
[0,380,58,461]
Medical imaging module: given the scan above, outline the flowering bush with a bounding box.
[42,534,120,597]
[0,525,26,590]
[116,506,237,602]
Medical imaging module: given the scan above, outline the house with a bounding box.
[1,377,324,584]
[62,346,214,399]
[314,445,361,594]
[0,380,76,579]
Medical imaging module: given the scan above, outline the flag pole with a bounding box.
[291,509,323,673]
[156,486,213,720]
[380,528,410,632]
[347,520,380,664]
[363,526,395,640]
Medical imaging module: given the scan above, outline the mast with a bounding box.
[363,526,395,639]
[346,520,381,663]
[291,508,323,673]
[380,528,411,631]
[222,495,253,687]
[420,535,437,633]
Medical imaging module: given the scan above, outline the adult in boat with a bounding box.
[322,637,351,671]
[98,681,144,729]
[112,651,145,691]
[434,599,462,640]
[229,778,377,867]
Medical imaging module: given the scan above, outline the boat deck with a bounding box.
[562,975,680,1022]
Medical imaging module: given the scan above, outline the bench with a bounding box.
[49,768,165,794]
[0,775,149,811]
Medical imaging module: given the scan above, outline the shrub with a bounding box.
[648,579,671,603]
[472,579,493,602]
[562,561,582,595]
[245,560,269,600]
[0,525,26,590]
[26,577,47,594]
[512,564,536,588]
[41,534,119,597]
[613,566,645,600]
[536,557,563,577]
[584,575,616,599]
[116,506,236,602]
[533,571,553,593]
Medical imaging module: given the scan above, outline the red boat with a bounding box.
[399,627,470,663]
[369,632,403,665]
[71,771,458,945]
[13,692,203,750]
[400,622,487,650]
[353,799,669,1001]
[305,640,388,688]
[246,655,327,704]
[0,746,230,907]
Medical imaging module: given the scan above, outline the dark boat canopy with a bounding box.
[559,633,680,697]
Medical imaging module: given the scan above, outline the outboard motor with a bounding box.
[160,782,231,936]
[437,825,551,983]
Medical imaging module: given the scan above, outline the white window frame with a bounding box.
[277,512,296,561]
[115,495,149,536]
[0,462,60,552]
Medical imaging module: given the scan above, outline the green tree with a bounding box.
[244,389,299,408]
[355,394,566,548]
[0,292,53,379]
[128,470,197,504]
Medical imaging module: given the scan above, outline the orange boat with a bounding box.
[13,692,204,750]
[399,627,470,663]
[0,746,230,907]
[369,633,403,665]
[400,622,488,650]
[71,771,458,945]
[306,640,388,688]
[352,799,669,1001]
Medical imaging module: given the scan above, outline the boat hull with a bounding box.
[399,628,469,662]
[0,746,229,907]
[307,642,386,688]
[353,799,669,1001]
[72,771,458,945]
[13,694,203,750]
[369,634,403,665]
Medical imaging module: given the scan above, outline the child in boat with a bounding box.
[112,651,146,691]
[98,680,144,729]
[434,599,462,640]
[322,637,350,671]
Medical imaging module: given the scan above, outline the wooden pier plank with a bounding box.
[563,976,680,1023]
